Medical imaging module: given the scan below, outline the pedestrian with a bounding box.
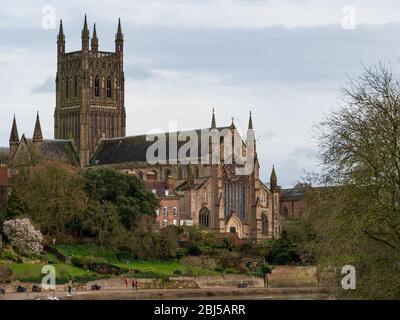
[67,278,73,296]
[134,279,138,291]
[124,278,129,289]
[131,278,135,291]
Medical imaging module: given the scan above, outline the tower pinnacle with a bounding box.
[32,111,43,144]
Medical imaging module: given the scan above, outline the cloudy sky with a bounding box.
[1,0,400,187]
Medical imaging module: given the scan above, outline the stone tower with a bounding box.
[54,16,126,166]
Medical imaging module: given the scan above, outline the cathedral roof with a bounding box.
[90,127,231,166]
[20,137,79,166]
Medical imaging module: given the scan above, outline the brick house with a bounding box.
[144,180,181,228]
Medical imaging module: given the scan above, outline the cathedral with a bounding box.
[8,17,282,241]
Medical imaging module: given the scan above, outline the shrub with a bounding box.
[0,246,18,262]
[214,266,224,273]
[187,245,201,256]
[181,256,217,271]
[0,265,13,284]
[3,218,43,256]
[173,269,182,276]
[224,268,238,274]
[71,256,124,275]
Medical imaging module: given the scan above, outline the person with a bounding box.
[124,278,129,289]
[132,279,136,290]
[135,279,139,291]
[67,277,73,296]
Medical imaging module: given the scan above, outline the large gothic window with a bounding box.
[223,165,246,219]
[94,75,100,97]
[106,76,112,98]
[74,75,78,97]
[199,208,210,228]
[65,77,69,98]
[262,214,269,235]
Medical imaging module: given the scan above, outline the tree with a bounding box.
[5,190,27,220]
[84,168,159,229]
[82,201,121,246]
[260,264,273,288]
[3,218,43,256]
[0,266,12,285]
[18,161,86,238]
[315,63,400,298]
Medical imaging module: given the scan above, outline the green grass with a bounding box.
[9,262,100,284]
[56,244,218,276]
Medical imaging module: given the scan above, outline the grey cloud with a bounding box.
[125,65,162,81]
[31,76,54,94]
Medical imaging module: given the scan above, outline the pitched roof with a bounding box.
[280,188,306,201]
[143,180,179,199]
[21,137,79,166]
[90,127,231,166]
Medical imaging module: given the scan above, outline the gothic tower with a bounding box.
[54,16,126,166]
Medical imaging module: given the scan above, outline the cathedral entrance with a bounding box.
[225,214,243,239]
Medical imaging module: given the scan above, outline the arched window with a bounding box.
[283,207,289,219]
[147,170,157,181]
[262,214,269,235]
[65,77,69,98]
[199,208,210,228]
[94,75,100,97]
[74,75,78,97]
[164,169,171,182]
[106,76,112,98]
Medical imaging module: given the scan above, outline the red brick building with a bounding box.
[143,180,181,228]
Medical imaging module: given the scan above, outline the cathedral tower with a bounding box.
[54,16,126,166]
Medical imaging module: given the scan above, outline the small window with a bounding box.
[173,219,177,226]
[163,207,168,216]
[94,75,100,97]
[165,189,169,196]
[163,220,168,227]
[152,189,157,194]
[173,207,178,216]
[155,209,160,216]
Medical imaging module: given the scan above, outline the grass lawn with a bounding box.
[56,244,218,276]
[8,262,100,284]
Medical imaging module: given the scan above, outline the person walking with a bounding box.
[124,278,129,289]
[67,277,73,297]
[135,279,139,291]
[131,278,136,291]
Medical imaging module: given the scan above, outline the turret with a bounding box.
[210,108,216,129]
[270,165,278,192]
[57,19,65,56]
[91,23,98,53]
[115,18,123,54]
[32,111,43,144]
[81,14,90,53]
[9,115,19,159]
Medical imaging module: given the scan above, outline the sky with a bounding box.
[1,0,400,187]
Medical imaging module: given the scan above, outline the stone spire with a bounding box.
[211,108,216,129]
[91,23,98,52]
[32,111,43,144]
[115,18,124,53]
[57,19,65,55]
[116,18,123,41]
[248,110,253,130]
[9,115,19,144]
[82,14,89,39]
[270,165,278,192]
[9,115,19,158]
